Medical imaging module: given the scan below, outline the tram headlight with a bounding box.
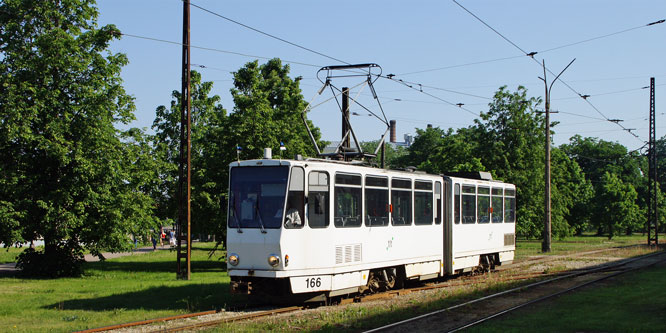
[268,254,280,267]
[228,253,239,266]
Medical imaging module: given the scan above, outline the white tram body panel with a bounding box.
[226,158,516,298]
[445,177,516,274]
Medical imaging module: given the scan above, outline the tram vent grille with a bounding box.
[335,247,343,264]
[354,244,362,262]
[504,233,515,246]
[335,244,362,264]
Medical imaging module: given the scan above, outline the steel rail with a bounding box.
[364,249,665,333]
[153,306,303,332]
[78,243,649,332]
[448,252,666,332]
[75,309,220,333]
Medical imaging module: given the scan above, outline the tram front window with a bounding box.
[229,166,289,229]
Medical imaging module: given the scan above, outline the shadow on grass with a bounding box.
[43,282,242,312]
[83,259,227,273]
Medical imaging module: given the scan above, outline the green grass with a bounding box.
[0,243,238,332]
[515,233,646,259]
[0,236,657,332]
[0,247,35,264]
[469,264,666,332]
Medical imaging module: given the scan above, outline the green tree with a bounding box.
[151,70,227,239]
[227,59,325,160]
[0,0,155,276]
[550,147,594,236]
[399,86,591,239]
[598,172,640,239]
[360,140,407,169]
[656,136,666,195]
[152,59,324,245]
[561,135,645,234]
[472,86,546,238]
[397,127,484,173]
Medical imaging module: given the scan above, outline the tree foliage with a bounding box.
[397,86,597,239]
[0,0,155,276]
[396,127,483,173]
[561,135,646,235]
[227,59,325,159]
[597,172,640,239]
[472,86,547,237]
[151,70,227,238]
[360,140,407,169]
[152,59,324,244]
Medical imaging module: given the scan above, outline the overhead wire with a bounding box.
[120,33,322,68]
[538,19,665,54]
[451,0,655,143]
[188,1,351,65]
[124,3,657,143]
[397,55,525,76]
[398,11,663,77]
[382,76,480,117]
[551,85,654,101]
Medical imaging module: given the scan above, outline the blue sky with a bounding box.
[97,0,665,152]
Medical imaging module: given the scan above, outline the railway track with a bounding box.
[365,248,666,333]
[76,244,655,332]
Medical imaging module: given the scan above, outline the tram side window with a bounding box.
[391,178,412,226]
[454,184,460,224]
[477,187,490,224]
[365,176,389,227]
[415,180,433,225]
[505,188,516,223]
[435,181,442,224]
[462,185,476,224]
[492,188,503,223]
[285,167,305,229]
[334,173,362,228]
[308,171,329,228]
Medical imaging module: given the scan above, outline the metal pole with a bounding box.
[381,141,386,169]
[341,87,350,160]
[542,60,552,253]
[539,58,575,253]
[648,77,658,246]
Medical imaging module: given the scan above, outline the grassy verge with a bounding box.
[0,236,656,332]
[469,263,666,332]
[0,243,236,332]
[0,247,35,264]
[515,233,646,259]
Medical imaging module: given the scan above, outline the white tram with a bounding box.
[227,156,516,301]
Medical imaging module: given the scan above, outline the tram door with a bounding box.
[442,178,454,274]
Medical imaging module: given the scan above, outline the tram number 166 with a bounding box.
[305,277,321,288]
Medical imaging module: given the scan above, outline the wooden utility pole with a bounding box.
[176,0,192,280]
[539,58,575,253]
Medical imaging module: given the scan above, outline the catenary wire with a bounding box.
[384,76,480,117]
[451,0,649,143]
[538,19,665,54]
[189,1,351,65]
[120,33,322,68]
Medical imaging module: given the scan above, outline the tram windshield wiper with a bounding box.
[255,198,267,234]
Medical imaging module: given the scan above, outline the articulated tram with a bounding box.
[226,155,516,301]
